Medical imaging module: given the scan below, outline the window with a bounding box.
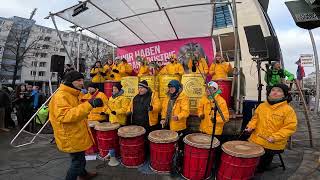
[54,47,59,52]
[42,45,49,49]
[63,33,69,38]
[35,53,40,57]
[40,53,47,58]
[31,61,37,67]
[38,71,45,76]
[63,41,68,45]
[60,48,66,52]
[39,62,46,67]
[44,37,51,41]
[38,36,43,40]
[30,71,36,76]
[213,4,233,29]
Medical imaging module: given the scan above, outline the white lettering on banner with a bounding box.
[300,54,314,67]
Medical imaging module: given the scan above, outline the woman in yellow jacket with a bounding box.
[103,59,114,80]
[49,71,103,179]
[209,55,232,80]
[127,80,161,133]
[81,83,109,122]
[119,58,133,77]
[187,53,209,75]
[159,54,184,76]
[107,82,130,125]
[198,81,229,135]
[245,84,297,172]
[90,61,106,91]
[109,59,122,81]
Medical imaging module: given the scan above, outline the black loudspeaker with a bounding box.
[244,25,268,58]
[73,58,86,73]
[265,36,280,61]
[50,55,65,72]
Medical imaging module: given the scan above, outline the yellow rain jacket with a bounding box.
[198,94,229,135]
[107,92,130,125]
[161,92,190,132]
[119,62,133,77]
[209,62,232,80]
[48,84,93,153]
[103,64,113,80]
[188,58,209,75]
[90,67,106,83]
[128,91,161,126]
[159,62,184,76]
[247,101,297,150]
[81,91,109,121]
[110,64,122,81]
[137,65,150,77]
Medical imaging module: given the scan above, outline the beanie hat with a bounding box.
[87,82,97,89]
[138,80,149,89]
[269,84,289,97]
[113,82,123,91]
[168,80,181,90]
[63,71,84,83]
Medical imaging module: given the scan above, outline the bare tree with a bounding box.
[2,23,41,87]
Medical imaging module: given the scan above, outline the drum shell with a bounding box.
[119,135,145,168]
[149,141,176,173]
[85,127,98,155]
[104,81,117,98]
[96,129,120,157]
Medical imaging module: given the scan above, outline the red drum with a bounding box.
[148,130,179,173]
[85,121,99,155]
[104,81,117,98]
[217,141,265,180]
[95,122,120,158]
[118,125,146,168]
[183,133,220,180]
[215,79,232,107]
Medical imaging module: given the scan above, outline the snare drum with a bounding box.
[85,121,99,155]
[118,125,146,168]
[183,133,220,180]
[217,141,265,180]
[94,122,120,158]
[148,130,179,173]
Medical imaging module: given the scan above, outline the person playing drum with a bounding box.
[103,58,114,80]
[159,54,184,76]
[81,83,109,122]
[187,51,208,75]
[107,82,130,125]
[245,84,297,172]
[109,58,123,81]
[90,61,106,92]
[198,81,229,137]
[127,80,161,134]
[209,55,232,80]
[119,58,133,77]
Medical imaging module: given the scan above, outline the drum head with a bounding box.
[88,121,99,128]
[94,122,120,131]
[222,141,265,158]
[148,130,179,143]
[183,133,220,149]
[118,125,146,138]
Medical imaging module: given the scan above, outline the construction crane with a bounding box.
[29,8,37,20]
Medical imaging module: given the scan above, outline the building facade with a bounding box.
[0,16,113,88]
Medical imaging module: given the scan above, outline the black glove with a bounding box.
[112,69,119,73]
[199,114,205,120]
[111,111,116,115]
[110,74,115,78]
[100,112,106,115]
[127,112,132,116]
[148,105,153,111]
[88,98,103,108]
[192,64,197,72]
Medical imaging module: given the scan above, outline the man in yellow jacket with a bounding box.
[209,55,232,80]
[90,61,106,91]
[107,82,130,125]
[49,71,104,180]
[137,61,150,77]
[159,54,184,75]
[103,58,114,80]
[245,84,297,172]
[187,52,209,75]
[81,83,109,122]
[119,58,133,77]
[127,80,160,133]
[109,59,122,81]
[198,81,229,136]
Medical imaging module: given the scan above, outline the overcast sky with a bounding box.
[0,0,319,76]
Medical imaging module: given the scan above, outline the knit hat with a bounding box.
[138,80,149,89]
[207,81,219,90]
[113,82,123,91]
[63,71,84,83]
[168,80,181,90]
[270,84,289,97]
[87,82,98,89]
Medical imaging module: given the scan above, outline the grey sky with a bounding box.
[0,0,319,75]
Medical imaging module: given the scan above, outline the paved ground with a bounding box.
[0,102,319,180]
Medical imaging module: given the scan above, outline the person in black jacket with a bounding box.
[13,84,33,129]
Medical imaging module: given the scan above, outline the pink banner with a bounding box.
[117,37,215,71]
